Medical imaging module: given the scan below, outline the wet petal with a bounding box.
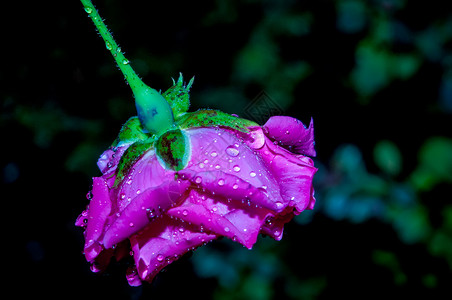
[97,146,128,175]
[84,177,111,262]
[103,180,191,248]
[264,116,316,157]
[167,190,271,249]
[257,139,317,212]
[179,170,285,212]
[129,215,217,283]
[114,150,175,212]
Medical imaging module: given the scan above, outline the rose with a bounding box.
[76,113,317,286]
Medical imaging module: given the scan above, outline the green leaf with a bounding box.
[176,109,258,133]
[114,138,154,187]
[111,116,150,147]
[156,128,190,171]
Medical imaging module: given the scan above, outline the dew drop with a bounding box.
[136,189,141,195]
[195,176,202,184]
[129,222,134,227]
[249,171,256,178]
[275,201,284,209]
[226,146,240,157]
[182,210,188,216]
[198,162,205,169]
[233,165,241,172]
[105,42,112,50]
[215,164,221,169]
[224,227,230,232]
[285,130,290,135]
[120,193,126,200]
[210,151,218,157]
[84,7,93,14]
[122,58,130,65]
[218,179,225,186]
[156,254,164,262]
[232,183,239,190]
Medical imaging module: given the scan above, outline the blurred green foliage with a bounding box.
[2,0,452,298]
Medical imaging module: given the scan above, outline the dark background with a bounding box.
[2,0,452,299]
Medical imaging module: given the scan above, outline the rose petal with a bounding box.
[103,180,191,248]
[167,190,271,249]
[179,170,285,213]
[129,215,217,283]
[84,177,111,262]
[97,146,128,175]
[256,139,317,212]
[263,116,316,157]
[114,150,175,212]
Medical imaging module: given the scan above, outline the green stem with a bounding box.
[80,0,174,135]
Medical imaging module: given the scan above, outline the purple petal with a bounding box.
[83,177,112,262]
[114,150,176,212]
[129,215,217,284]
[97,146,128,175]
[257,137,317,213]
[179,169,285,213]
[103,180,191,249]
[167,189,271,249]
[263,116,316,157]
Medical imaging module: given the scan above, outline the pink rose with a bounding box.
[76,114,316,286]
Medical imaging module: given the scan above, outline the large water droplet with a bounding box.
[136,189,141,195]
[156,254,164,262]
[224,227,230,232]
[182,209,188,216]
[84,7,93,14]
[232,183,239,190]
[249,171,256,178]
[105,42,112,50]
[195,176,202,184]
[218,179,225,186]
[233,165,241,172]
[226,146,239,157]
[122,58,130,65]
[210,151,218,157]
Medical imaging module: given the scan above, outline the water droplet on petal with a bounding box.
[285,130,290,135]
[215,164,221,169]
[129,222,134,227]
[233,165,241,172]
[157,254,164,262]
[136,189,141,195]
[122,58,129,65]
[249,171,256,178]
[182,210,188,216]
[210,151,218,157]
[226,146,239,157]
[120,193,126,200]
[198,162,205,169]
[224,227,230,232]
[218,179,225,186]
[84,7,93,14]
[275,201,284,209]
[232,183,239,189]
[105,42,112,50]
[195,176,202,184]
